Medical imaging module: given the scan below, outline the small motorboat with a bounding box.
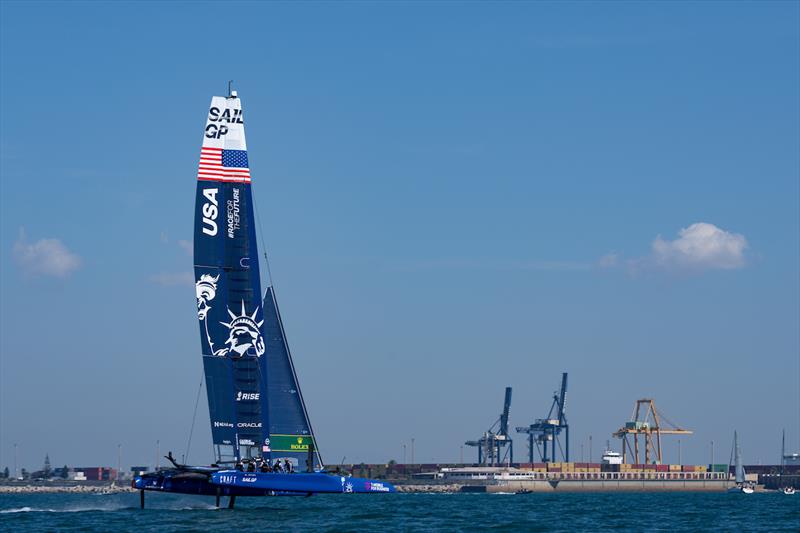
[728,484,754,494]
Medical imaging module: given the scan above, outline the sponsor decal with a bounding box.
[236,391,260,401]
[269,434,313,452]
[368,481,390,492]
[213,421,234,428]
[344,482,354,493]
[237,422,262,429]
[238,438,256,446]
[205,106,243,138]
[218,474,236,484]
[242,475,257,483]
[227,188,240,238]
[201,188,219,236]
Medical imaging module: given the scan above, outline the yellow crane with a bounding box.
[612,399,692,464]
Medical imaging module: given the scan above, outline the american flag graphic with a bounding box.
[197,147,251,183]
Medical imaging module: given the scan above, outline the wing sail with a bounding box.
[193,95,269,463]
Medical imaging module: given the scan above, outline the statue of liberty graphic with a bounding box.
[215,301,265,357]
[195,273,265,357]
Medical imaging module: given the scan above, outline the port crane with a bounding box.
[465,387,513,465]
[612,399,692,464]
[516,372,569,463]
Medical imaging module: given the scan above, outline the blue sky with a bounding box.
[1,1,798,472]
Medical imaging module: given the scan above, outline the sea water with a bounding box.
[1,491,797,531]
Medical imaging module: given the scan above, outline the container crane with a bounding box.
[465,387,513,465]
[516,372,569,463]
[612,399,692,464]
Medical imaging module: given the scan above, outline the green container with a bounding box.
[710,464,728,472]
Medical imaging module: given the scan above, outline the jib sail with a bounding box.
[193,94,269,463]
[263,287,323,470]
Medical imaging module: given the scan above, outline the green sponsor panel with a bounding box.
[271,434,315,452]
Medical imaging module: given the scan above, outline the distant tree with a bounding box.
[1,467,8,478]
[61,465,69,479]
[43,454,52,479]
[388,459,397,466]
[20,468,29,480]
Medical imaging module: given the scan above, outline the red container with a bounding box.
[656,465,669,472]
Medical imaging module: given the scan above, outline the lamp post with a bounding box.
[411,438,415,465]
[402,444,406,464]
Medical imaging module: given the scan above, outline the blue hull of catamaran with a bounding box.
[133,470,270,497]
[211,470,396,494]
[132,470,395,497]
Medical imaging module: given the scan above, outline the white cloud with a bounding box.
[148,271,194,287]
[177,239,192,255]
[598,253,619,268]
[650,222,747,271]
[12,228,81,278]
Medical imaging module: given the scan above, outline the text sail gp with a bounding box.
[194,94,268,463]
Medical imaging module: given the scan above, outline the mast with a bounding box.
[734,431,745,484]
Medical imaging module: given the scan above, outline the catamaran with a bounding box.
[133,90,395,507]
